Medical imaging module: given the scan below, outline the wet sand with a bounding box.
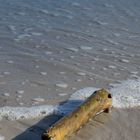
[0,108,139,140]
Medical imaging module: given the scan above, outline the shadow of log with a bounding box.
[12,114,63,140]
[12,99,83,140]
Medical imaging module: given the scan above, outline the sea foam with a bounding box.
[110,79,140,108]
[0,105,56,121]
[0,79,140,121]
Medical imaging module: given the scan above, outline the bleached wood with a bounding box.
[42,89,112,140]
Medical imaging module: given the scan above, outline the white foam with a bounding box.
[67,79,140,109]
[0,105,56,121]
[70,87,98,101]
[0,88,97,121]
[110,79,140,108]
[0,79,140,121]
[58,87,98,114]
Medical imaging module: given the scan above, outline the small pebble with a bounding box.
[108,65,117,69]
[56,36,60,39]
[80,46,92,50]
[19,102,24,106]
[70,56,75,59]
[59,51,63,54]
[120,59,129,63]
[113,73,120,76]
[110,51,115,54]
[130,71,138,75]
[77,72,86,76]
[40,72,47,75]
[102,48,108,51]
[129,54,135,57]
[16,95,22,98]
[92,58,99,61]
[35,45,41,48]
[113,33,120,37]
[32,98,45,102]
[35,59,39,62]
[119,68,125,71]
[59,72,66,75]
[40,9,49,14]
[71,87,76,90]
[66,48,79,52]
[55,83,68,88]
[102,67,107,71]
[130,75,139,79]
[3,71,10,75]
[74,63,80,66]
[72,2,80,6]
[31,32,43,36]
[76,79,82,82]
[8,25,16,31]
[59,93,67,96]
[81,54,87,57]
[60,59,65,62]
[16,90,24,94]
[35,65,40,68]
[89,77,94,80]
[3,93,10,97]
[45,51,52,55]
[7,60,14,64]
[21,82,25,85]
[50,57,54,61]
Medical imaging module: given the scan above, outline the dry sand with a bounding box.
[0,108,139,140]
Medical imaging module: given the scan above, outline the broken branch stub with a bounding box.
[42,89,112,140]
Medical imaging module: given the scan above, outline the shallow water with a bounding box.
[0,0,140,107]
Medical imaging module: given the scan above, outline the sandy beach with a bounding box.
[0,0,140,140]
[0,108,140,140]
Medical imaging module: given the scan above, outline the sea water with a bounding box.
[0,79,140,121]
[0,0,140,121]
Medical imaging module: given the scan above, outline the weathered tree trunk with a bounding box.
[42,89,112,140]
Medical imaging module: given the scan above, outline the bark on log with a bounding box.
[42,89,112,140]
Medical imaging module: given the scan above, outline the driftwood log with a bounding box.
[42,89,112,140]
